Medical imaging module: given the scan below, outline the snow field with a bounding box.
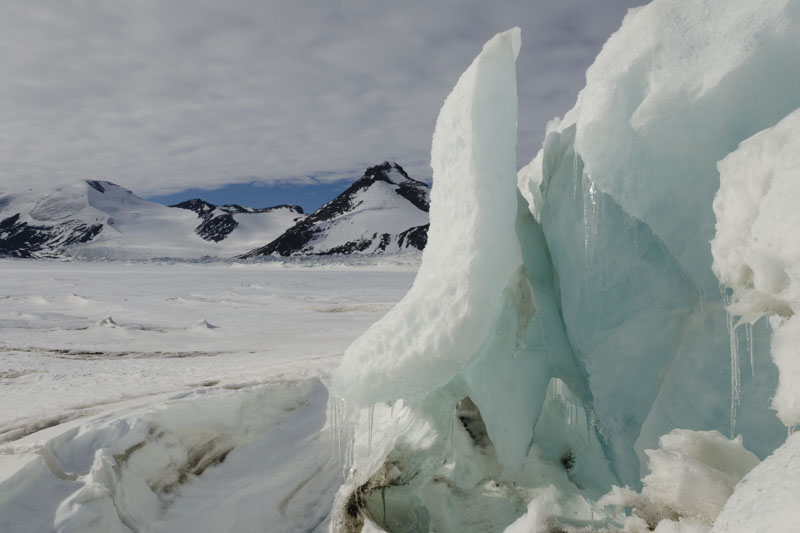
[0,259,416,532]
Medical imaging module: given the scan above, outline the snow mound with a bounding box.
[710,432,800,533]
[188,319,219,330]
[0,379,339,533]
[96,316,118,328]
[502,495,555,533]
[597,430,759,529]
[711,107,800,426]
[712,107,800,321]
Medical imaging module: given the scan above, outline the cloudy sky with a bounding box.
[1,0,644,202]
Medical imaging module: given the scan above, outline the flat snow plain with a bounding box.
[0,258,417,532]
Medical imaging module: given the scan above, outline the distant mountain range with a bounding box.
[0,162,429,259]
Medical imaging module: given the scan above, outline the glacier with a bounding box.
[330,0,800,531]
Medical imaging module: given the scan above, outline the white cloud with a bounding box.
[0,0,644,195]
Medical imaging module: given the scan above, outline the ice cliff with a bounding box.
[331,0,800,531]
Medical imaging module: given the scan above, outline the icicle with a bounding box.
[582,172,603,332]
[330,396,338,456]
[450,408,456,457]
[623,212,639,254]
[566,400,573,427]
[335,397,353,479]
[572,147,581,201]
[329,396,353,478]
[336,397,343,467]
[720,286,741,437]
[552,378,578,428]
[328,399,336,457]
[367,405,375,454]
[730,322,741,438]
[344,428,354,479]
[746,322,755,377]
[570,399,578,428]
[583,173,599,270]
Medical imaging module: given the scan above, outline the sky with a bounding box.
[0,0,646,210]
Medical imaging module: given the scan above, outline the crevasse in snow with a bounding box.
[331,0,800,530]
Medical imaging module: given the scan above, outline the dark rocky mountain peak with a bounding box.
[241,162,430,258]
[171,199,305,243]
[171,199,216,218]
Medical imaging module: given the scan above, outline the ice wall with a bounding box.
[520,0,800,485]
[331,0,800,530]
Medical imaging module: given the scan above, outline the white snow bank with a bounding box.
[710,432,800,533]
[597,430,758,529]
[0,379,339,533]
[712,107,800,321]
[711,107,800,426]
[502,495,554,533]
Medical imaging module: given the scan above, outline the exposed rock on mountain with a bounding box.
[171,200,303,243]
[241,162,430,257]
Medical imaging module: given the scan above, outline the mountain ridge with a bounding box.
[241,162,429,257]
[0,162,429,259]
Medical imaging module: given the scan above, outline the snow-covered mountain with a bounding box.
[0,180,304,259]
[241,162,429,257]
[0,164,430,260]
[170,199,304,247]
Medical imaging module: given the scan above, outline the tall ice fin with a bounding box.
[333,27,522,408]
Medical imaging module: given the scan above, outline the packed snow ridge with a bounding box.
[330,1,800,531]
[0,162,429,260]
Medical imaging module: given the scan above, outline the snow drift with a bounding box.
[0,379,339,533]
[331,0,800,530]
